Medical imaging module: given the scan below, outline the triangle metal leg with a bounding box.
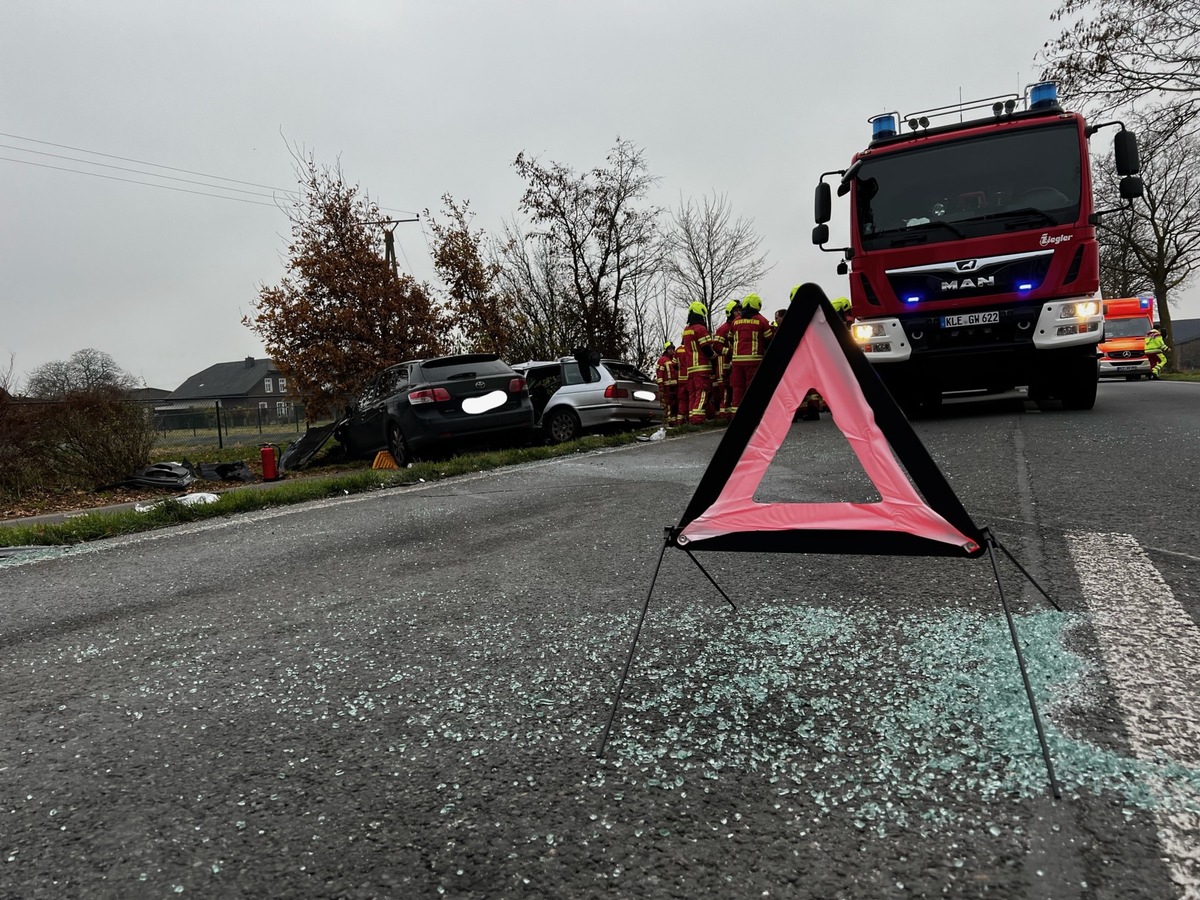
[681,547,737,611]
[597,533,671,758]
[985,530,1061,799]
[992,535,1063,612]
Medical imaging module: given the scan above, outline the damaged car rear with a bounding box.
[334,354,534,465]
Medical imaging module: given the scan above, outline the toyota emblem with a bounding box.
[475,380,486,389]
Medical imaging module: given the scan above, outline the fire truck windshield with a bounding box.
[854,121,1082,251]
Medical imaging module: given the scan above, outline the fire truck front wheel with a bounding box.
[1059,354,1099,410]
[1031,351,1097,410]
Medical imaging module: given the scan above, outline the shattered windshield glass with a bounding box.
[854,121,1083,250]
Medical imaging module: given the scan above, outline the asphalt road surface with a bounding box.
[2,380,1198,900]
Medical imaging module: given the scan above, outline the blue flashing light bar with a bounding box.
[1030,82,1058,110]
[871,114,898,140]
[1139,297,1151,308]
[1018,282,1034,291]
[904,295,921,303]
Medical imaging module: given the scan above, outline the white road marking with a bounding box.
[1067,531,1200,898]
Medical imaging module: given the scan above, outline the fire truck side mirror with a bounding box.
[815,182,832,224]
[1119,175,1144,200]
[812,223,829,246]
[1114,130,1141,176]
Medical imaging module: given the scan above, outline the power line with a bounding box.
[0,156,282,207]
[0,129,423,216]
[0,142,296,201]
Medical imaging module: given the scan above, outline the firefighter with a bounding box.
[655,340,679,424]
[727,292,774,414]
[680,301,717,424]
[831,295,853,324]
[1145,327,1169,379]
[713,299,740,418]
[674,334,690,426]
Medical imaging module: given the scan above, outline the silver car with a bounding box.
[512,357,661,443]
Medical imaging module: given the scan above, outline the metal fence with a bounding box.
[145,398,335,454]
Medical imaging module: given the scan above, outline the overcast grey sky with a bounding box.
[4,1,1195,391]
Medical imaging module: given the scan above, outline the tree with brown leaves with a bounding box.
[245,154,448,414]
[425,195,511,358]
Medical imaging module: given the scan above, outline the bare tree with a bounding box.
[513,138,661,359]
[1040,0,1200,132]
[1094,125,1200,367]
[24,348,139,399]
[663,192,772,328]
[492,218,578,363]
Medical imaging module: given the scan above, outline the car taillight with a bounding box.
[604,384,629,399]
[409,387,451,405]
[509,377,526,393]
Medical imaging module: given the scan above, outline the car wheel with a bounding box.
[545,408,581,443]
[387,422,411,466]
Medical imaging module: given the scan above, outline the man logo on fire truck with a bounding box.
[812,81,1143,413]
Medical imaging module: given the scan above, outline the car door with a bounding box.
[523,364,563,422]
[556,359,606,427]
[342,367,406,455]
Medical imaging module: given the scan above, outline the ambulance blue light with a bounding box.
[1139,297,1150,308]
[1030,82,1058,110]
[871,114,898,140]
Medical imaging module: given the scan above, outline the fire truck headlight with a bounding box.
[853,323,886,341]
[1061,301,1099,318]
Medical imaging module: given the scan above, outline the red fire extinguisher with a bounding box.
[261,443,280,482]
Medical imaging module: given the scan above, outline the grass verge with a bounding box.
[0,426,703,548]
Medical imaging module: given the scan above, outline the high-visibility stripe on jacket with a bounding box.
[714,319,734,379]
[681,323,716,375]
[729,312,774,362]
[655,352,677,387]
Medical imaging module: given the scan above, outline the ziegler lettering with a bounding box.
[1039,233,1073,246]
[940,276,996,291]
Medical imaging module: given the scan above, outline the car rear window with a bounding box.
[604,362,653,383]
[416,355,512,380]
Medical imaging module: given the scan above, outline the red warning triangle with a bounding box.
[673,284,983,558]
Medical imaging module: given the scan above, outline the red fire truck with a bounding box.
[813,82,1143,411]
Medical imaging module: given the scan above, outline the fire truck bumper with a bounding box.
[1031,299,1104,349]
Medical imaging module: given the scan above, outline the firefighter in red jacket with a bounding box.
[655,340,679,425]
[728,292,774,414]
[674,334,690,426]
[713,299,740,418]
[680,301,717,424]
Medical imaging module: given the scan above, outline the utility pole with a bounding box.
[367,217,419,279]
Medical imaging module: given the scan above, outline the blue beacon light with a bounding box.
[871,114,898,140]
[905,295,921,304]
[1018,282,1034,292]
[1030,82,1058,110]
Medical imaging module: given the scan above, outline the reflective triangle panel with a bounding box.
[674,284,984,558]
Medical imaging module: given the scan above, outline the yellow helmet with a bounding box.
[688,300,708,316]
[663,338,674,350]
[831,296,852,313]
[789,284,804,303]
[742,293,762,312]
